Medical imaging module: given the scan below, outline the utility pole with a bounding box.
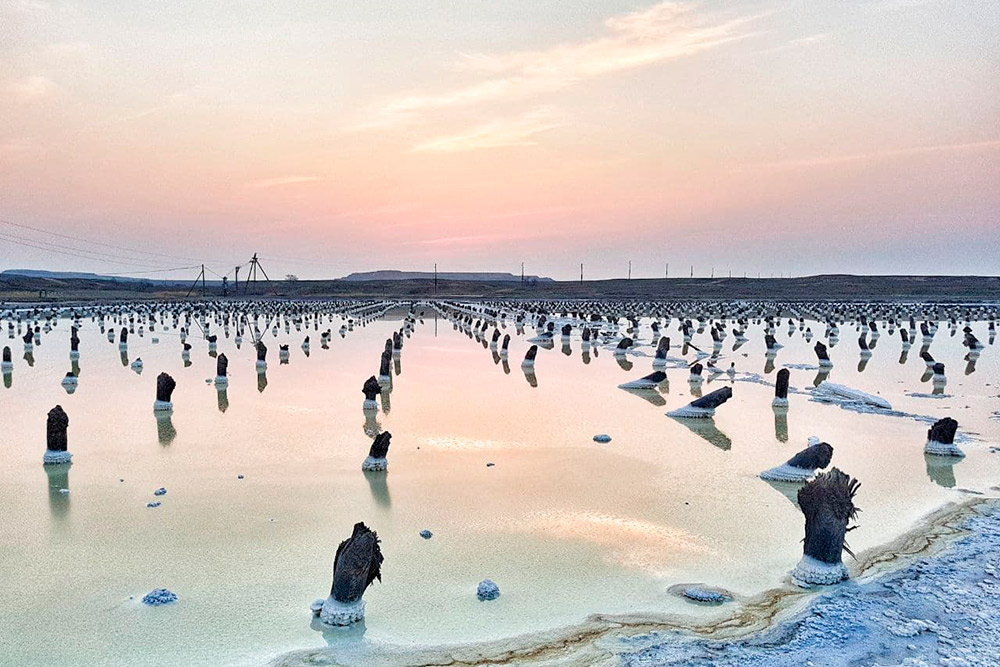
[244,253,271,295]
[580,263,584,284]
[711,267,714,279]
[234,266,240,295]
[690,265,693,278]
[185,264,207,299]
[520,262,524,285]
[434,263,438,294]
[628,260,631,281]
[665,262,669,279]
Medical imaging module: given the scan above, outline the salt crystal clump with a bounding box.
[142,589,177,605]
[477,579,500,601]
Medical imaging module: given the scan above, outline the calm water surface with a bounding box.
[1,305,998,666]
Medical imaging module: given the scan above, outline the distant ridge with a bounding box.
[340,270,554,283]
[0,269,202,285]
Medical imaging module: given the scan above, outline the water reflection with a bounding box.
[363,470,390,508]
[217,386,230,413]
[363,413,381,438]
[812,367,831,387]
[924,453,958,488]
[619,387,667,407]
[258,370,268,393]
[615,356,633,372]
[119,350,129,367]
[772,406,789,442]
[156,413,177,446]
[310,616,368,648]
[45,463,71,521]
[24,351,35,367]
[522,366,538,387]
[673,418,732,450]
[761,478,802,507]
[964,356,977,375]
[763,355,776,374]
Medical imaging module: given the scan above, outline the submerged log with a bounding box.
[760,438,833,482]
[667,386,732,418]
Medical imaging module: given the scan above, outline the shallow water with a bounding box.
[1,305,998,667]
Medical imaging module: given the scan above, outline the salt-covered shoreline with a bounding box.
[271,497,1000,667]
[619,498,1000,666]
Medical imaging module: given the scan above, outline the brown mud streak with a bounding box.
[274,497,994,667]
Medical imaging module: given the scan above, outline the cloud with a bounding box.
[742,139,1000,170]
[366,1,764,127]
[245,175,322,188]
[3,75,56,101]
[412,106,566,153]
[759,31,830,54]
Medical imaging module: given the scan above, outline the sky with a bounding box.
[1,0,998,281]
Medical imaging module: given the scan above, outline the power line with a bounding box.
[102,266,202,276]
[0,217,226,264]
[0,233,195,270]
[0,229,179,267]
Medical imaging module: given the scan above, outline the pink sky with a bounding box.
[1,0,998,280]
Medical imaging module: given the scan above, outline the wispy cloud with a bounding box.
[245,175,322,188]
[320,204,419,220]
[412,106,566,153]
[741,139,1000,171]
[366,1,765,128]
[760,31,830,54]
[3,75,56,101]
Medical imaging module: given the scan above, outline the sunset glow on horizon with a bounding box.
[1,0,998,280]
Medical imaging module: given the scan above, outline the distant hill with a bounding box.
[0,269,204,285]
[341,270,554,283]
